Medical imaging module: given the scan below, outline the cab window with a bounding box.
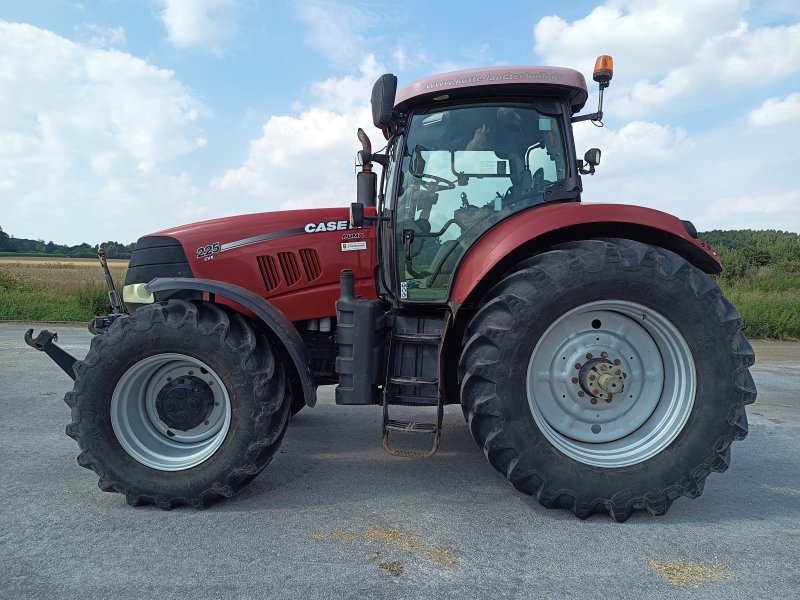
[395,103,567,301]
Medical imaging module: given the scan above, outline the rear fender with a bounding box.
[450,203,720,309]
[147,278,317,407]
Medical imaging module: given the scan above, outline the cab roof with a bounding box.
[394,66,588,114]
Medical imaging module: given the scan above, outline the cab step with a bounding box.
[381,388,443,459]
[388,376,438,387]
[391,332,442,344]
[381,312,448,457]
[384,420,438,434]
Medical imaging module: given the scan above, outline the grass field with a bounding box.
[0,256,127,322]
[720,279,800,340]
[1,256,797,340]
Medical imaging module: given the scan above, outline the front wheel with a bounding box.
[458,239,756,521]
[65,299,291,509]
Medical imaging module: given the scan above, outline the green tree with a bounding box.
[0,226,11,251]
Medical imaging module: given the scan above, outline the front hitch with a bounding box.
[24,329,78,381]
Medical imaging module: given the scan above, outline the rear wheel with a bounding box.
[458,239,756,521]
[65,299,291,509]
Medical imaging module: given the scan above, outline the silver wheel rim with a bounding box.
[111,353,232,471]
[526,300,695,468]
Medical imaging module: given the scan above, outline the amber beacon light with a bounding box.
[593,55,614,85]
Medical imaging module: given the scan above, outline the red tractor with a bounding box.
[28,56,756,521]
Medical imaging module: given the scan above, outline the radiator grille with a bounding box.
[299,248,322,281]
[278,252,301,287]
[257,255,280,291]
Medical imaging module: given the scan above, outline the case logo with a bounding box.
[305,220,350,233]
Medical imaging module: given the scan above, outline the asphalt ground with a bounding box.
[0,323,798,599]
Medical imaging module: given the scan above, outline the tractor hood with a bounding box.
[126,206,378,322]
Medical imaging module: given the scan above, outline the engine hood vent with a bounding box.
[257,248,322,293]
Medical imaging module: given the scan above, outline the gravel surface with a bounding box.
[1,323,798,599]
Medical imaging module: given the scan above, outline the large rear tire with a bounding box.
[65,299,291,509]
[458,239,756,521]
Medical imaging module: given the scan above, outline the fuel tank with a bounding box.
[128,208,378,322]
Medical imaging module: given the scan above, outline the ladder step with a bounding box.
[389,376,438,387]
[385,420,437,434]
[391,395,439,406]
[393,332,442,344]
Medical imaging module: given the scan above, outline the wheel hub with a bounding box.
[155,375,214,431]
[577,357,626,402]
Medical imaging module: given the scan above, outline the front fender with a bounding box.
[450,202,720,307]
[147,278,316,408]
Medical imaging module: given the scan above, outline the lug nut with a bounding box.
[590,398,598,404]
[589,374,596,381]
[614,369,621,375]
[605,398,612,403]
[575,363,582,369]
[591,389,599,396]
[571,377,579,384]
[586,353,593,360]
[613,359,621,365]
[204,420,209,425]
[577,391,585,397]
[600,351,608,358]
[188,370,194,375]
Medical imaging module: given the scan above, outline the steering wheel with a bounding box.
[420,173,456,191]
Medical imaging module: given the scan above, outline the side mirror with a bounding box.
[371,74,398,134]
[350,202,365,228]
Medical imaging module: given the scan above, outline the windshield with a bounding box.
[395,102,568,302]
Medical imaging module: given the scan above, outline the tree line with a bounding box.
[700,229,800,281]
[0,225,134,259]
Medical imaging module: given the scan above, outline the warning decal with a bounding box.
[341,241,367,252]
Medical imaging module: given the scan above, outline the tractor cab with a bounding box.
[352,63,607,304]
[389,100,573,302]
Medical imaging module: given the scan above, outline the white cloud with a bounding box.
[0,21,208,244]
[535,1,744,79]
[575,120,691,174]
[534,1,800,117]
[749,92,800,127]
[213,56,385,208]
[159,0,239,54]
[708,189,800,218]
[294,0,373,66]
[75,23,126,49]
[534,1,800,232]
[574,109,800,232]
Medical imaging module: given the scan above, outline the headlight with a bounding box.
[122,283,155,304]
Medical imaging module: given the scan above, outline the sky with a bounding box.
[1,0,799,245]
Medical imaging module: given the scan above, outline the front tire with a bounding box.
[65,299,291,509]
[458,239,756,521]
